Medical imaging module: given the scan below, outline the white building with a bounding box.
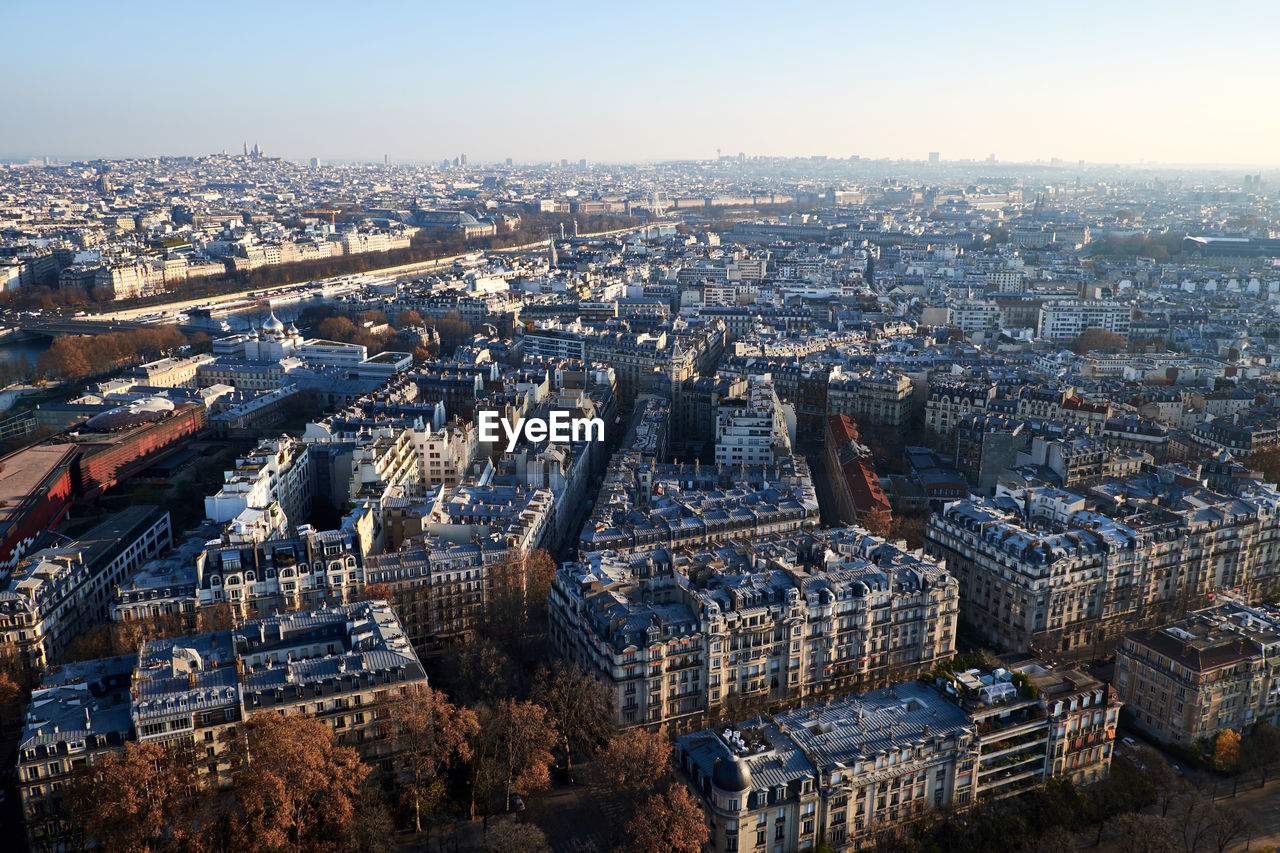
[204,437,311,532]
[1037,301,1132,341]
[714,377,792,468]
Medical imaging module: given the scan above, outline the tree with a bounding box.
[596,728,672,799]
[1168,794,1216,853]
[229,711,369,851]
[1241,721,1280,781]
[1070,327,1127,354]
[316,315,358,342]
[64,741,200,853]
[524,548,557,615]
[361,582,397,604]
[621,784,708,853]
[397,309,424,328]
[185,331,212,354]
[452,635,519,705]
[1129,746,1186,817]
[487,548,557,638]
[1206,803,1252,853]
[0,669,23,732]
[62,622,118,662]
[379,685,479,832]
[474,700,558,814]
[1109,813,1179,853]
[483,819,551,853]
[341,781,396,853]
[1249,448,1280,486]
[1033,826,1079,853]
[533,663,613,773]
[1213,729,1241,772]
[34,326,188,381]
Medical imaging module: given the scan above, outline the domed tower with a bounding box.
[712,754,752,797]
[706,751,752,850]
[263,312,285,338]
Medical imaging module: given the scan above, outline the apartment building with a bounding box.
[714,377,792,468]
[129,354,214,389]
[678,683,974,853]
[824,414,892,525]
[578,453,819,555]
[925,380,997,442]
[826,372,914,428]
[204,436,312,531]
[924,475,1280,656]
[1114,600,1280,745]
[958,663,1120,799]
[1037,301,1132,341]
[0,506,171,670]
[197,506,377,618]
[363,538,510,647]
[18,602,426,846]
[550,528,958,731]
[677,664,1119,852]
[949,300,1002,334]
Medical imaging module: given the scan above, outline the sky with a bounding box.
[3,0,1278,166]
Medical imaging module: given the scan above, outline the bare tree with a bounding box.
[533,663,613,773]
[1109,813,1180,853]
[1207,803,1252,853]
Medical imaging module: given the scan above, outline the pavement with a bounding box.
[1221,780,1280,851]
[525,772,630,853]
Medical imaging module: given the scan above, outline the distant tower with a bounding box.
[384,153,389,166]
[572,220,579,238]
[928,151,940,164]
[460,153,468,166]
[547,236,558,268]
[243,141,248,156]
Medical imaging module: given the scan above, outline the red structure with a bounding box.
[0,445,75,570]
[69,403,207,499]
[824,414,893,527]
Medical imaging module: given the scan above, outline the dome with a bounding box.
[84,396,175,431]
[712,756,752,793]
[286,323,299,336]
[263,312,285,334]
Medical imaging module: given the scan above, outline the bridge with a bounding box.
[11,318,158,339]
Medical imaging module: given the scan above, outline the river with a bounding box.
[0,302,309,379]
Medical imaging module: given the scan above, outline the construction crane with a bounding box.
[302,208,338,225]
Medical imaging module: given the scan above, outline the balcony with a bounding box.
[981,734,1048,762]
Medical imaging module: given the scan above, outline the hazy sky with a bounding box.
[4,0,1278,166]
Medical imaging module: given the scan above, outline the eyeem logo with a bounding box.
[478,410,606,453]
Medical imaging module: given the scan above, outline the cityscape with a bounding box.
[4,3,1280,853]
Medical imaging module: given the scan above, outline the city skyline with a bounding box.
[5,0,1279,167]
